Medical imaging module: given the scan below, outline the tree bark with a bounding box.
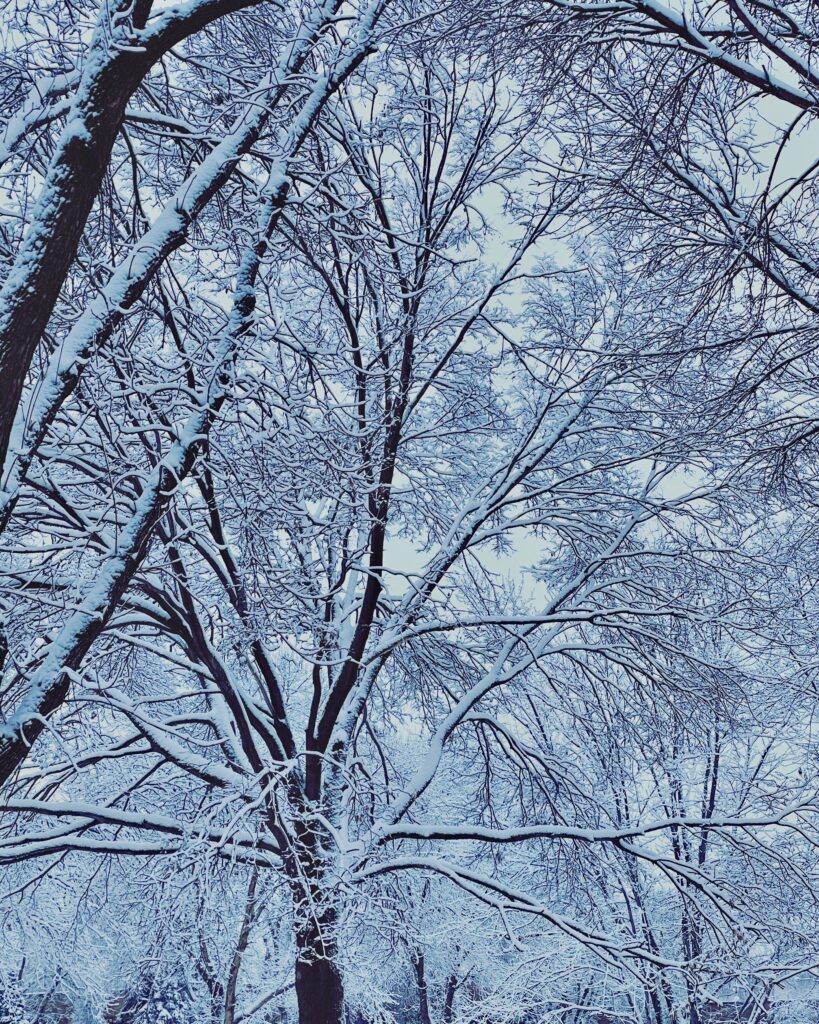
[294,919,344,1024]
[442,970,458,1024]
[0,41,143,471]
[224,869,259,1024]
[412,951,433,1024]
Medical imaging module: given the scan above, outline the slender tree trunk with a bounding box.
[224,869,260,1024]
[412,951,433,1024]
[442,970,458,1024]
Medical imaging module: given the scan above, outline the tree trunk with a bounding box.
[223,869,259,1024]
[442,970,458,1024]
[412,952,433,1024]
[0,43,143,471]
[0,0,274,470]
[294,922,344,1024]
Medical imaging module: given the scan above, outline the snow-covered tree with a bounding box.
[0,2,818,1024]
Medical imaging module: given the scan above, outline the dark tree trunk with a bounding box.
[294,923,344,1024]
[0,46,143,471]
[443,971,458,1024]
[412,952,433,1024]
[224,869,259,1024]
[0,0,274,473]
